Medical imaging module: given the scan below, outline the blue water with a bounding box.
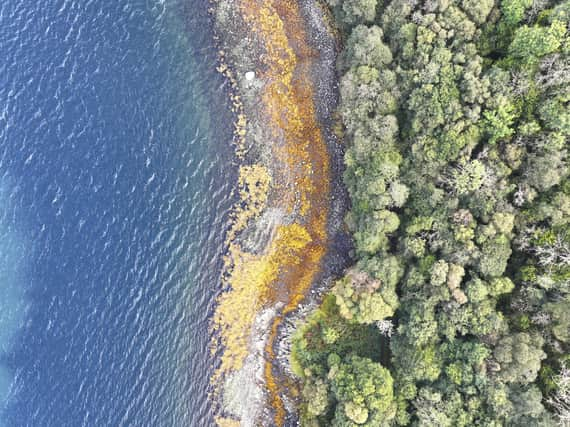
[0,0,234,425]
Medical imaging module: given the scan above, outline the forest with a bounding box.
[291,0,569,425]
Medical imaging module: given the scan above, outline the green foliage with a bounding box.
[509,20,567,62]
[332,269,398,324]
[478,234,513,277]
[489,276,515,296]
[291,293,393,425]
[484,102,516,144]
[303,378,330,417]
[344,25,393,68]
[546,298,570,343]
[451,160,486,195]
[494,333,546,384]
[329,355,396,425]
[502,0,533,27]
[461,0,494,25]
[294,0,570,424]
[353,209,399,254]
[327,0,378,26]
[391,338,442,382]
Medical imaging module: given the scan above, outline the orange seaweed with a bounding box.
[211,0,331,425]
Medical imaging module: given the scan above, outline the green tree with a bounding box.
[303,377,330,418]
[484,102,516,144]
[478,235,513,277]
[509,20,567,62]
[354,209,400,254]
[546,298,570,343]
[328,355,396,425]
[333,268,398,324]
[494,333,546,384]
[344,25,393,68]
[340,0,378,25]
[461,0,493,24]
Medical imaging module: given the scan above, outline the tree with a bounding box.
[489,277,515,297]
[354,209,400,254]
[358,255,404,290]
[484,102,516,144]
[333,268,398,324]
[450,160,486,195]
[478,235,513,278]
[391,338,442,382]
[493,333,546,384]
[539,100,570,134]
[461,0,493,25]
[412,388,455,427]
[546,299,570,343]
[328,354,396,425]
[344,25,393,68]
[340,67,398,137]
[340,0,378,25]
[524,148,568,192]
[509,20,567,63]
[430,260,449,287]
[501,0,532,27]
[547,363,570,425]
[303,377,330,417]
[508,385,554,425]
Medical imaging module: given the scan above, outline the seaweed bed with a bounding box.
[208,1,351,425]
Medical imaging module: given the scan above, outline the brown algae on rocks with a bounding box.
[209,0,341,425]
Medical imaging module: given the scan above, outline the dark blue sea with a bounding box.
[0,0,234,425]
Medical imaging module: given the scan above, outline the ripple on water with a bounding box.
[0,178,31,422]
[0,0,234,426]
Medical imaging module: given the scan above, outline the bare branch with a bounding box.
[547,364,570,426]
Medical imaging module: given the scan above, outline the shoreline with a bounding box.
[269,1,353,424]
[208,0,350,425]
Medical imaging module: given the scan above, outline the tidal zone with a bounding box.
[208,0,340,425]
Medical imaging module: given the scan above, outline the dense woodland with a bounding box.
[291,0,569,425]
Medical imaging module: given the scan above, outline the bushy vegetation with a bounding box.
[293,0,569,425]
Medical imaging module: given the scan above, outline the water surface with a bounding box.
[0,0,233,425]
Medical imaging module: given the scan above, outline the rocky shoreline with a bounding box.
[208,1,351,425]
[271,1,353,425]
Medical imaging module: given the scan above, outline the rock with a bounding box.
[245,71,255,81]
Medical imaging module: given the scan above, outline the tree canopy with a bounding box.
[292,0,569,425]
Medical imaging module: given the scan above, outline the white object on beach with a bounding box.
[245,71,255,81]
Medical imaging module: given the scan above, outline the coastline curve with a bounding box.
[209,0,347,425]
